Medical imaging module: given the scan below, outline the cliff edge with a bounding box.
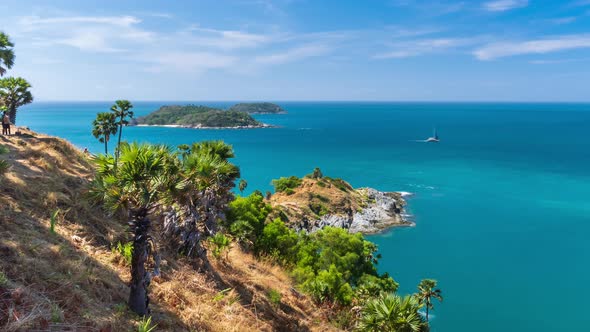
[268,174,411,234]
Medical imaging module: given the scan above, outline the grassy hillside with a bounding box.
[135,105,263,128]
[0,130,334,331]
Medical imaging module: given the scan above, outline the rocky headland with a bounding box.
[268,171,412,234]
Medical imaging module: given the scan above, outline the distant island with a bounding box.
[131,105,271,129]
[227,102,287,114]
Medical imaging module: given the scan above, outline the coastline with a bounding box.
[133,123,276,130]
[346,189,414,234]
[275,184,415,235]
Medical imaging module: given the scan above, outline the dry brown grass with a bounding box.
[268,178,363,225]
[0,129,336,331]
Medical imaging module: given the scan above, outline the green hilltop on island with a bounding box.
[228,102,287,114]
[132,104,271,129]
[132,103,286,129]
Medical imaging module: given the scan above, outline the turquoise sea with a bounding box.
[18,102,590,331]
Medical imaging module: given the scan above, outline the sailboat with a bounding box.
[426,128,439,142]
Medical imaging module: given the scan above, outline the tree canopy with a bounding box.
[92,112,118,154]
[0,32,15,76]
[135,105,262,128]
[0,76,33,124]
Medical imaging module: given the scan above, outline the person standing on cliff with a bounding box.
[2,112,10,136]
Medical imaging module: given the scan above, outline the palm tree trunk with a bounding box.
[426,305,429,322]
[116,121,123,163]
[104,138,108,154]
[8,106,16,126]
[128,208,151,316]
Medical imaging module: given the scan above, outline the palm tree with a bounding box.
[190,140,235,159]
[0,32,15,76]
[92,112,118,154]
[163,141,240,256]
[239,179,247,194]
[415,279,442,322]
[110,100,134,164]
[89,143,179,315]
[359,293,426,332]
[0,77,33,125]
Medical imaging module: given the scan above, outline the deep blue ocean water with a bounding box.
[17,102,590,331]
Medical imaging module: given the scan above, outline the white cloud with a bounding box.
[18,15,141,28]
[183,26,273,49]
[16,14,153,52]
[548,16,577,24]
[374,38,474,59]
[254,44,331,65]
[390,1,466,15]
[474,35,590,60]
[143,51,238,73]
[483,0,528,12]
[530,57,590,64]
[10,12,350,75]
[59,31,124,52]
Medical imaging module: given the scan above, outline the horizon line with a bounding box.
[29,100,590,104]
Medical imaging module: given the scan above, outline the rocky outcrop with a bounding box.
[269,176,412,234]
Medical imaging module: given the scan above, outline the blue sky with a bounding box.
[1,0,590,101]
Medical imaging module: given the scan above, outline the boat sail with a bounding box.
[426,128,439,142]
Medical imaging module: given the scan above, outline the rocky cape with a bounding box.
[268,176,412,234]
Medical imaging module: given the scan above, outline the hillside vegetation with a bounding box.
[134,105,263,128]
[268,170,409,233]
[0,130,334,331]
[227,103,287,114]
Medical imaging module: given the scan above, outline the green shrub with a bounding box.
[309,202,329,217]
[137,316,157,332]
[330,178,352,192]
[292,227,393,305]
[209,233,231,259]
[271,176,302,193]
[303,265,354,305]
[226,192,272,247]
[212,288,232,302]
[356,274,399,300]
[113,241,133,265]
[0,271,8,286]
[306,167,323,179]
[49,209,60,234]
[51,303,63,323]
[267,289,282,307]
[256,219,299,264]
[0,145,8,154]
[0,160,9,176]
[114,303,127,316]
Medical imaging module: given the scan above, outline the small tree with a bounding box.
[0,32,14,76]
[163,141,240,256]
[312,167,323,179]
[415,279,443,322]
[0,77,33,125]
[238,179,248,194]
[89,143,178,315]
[110,100,134,164]
[92,112,118,154]
[359,293,426,332]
